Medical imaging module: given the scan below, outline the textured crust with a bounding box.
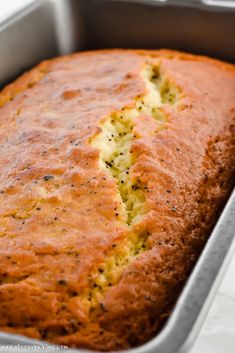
[0,49,234,351]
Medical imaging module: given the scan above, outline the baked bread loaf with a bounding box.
[0,49,234,351]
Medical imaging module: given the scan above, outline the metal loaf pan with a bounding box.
[0,0,235,352]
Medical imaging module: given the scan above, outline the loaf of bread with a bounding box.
[0,49,234,351]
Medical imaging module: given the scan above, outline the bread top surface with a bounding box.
[0,49,234,350]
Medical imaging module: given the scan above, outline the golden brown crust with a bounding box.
[0,49,234,351]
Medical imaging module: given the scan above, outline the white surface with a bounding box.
[192,254,235,353]
[0,0,33,22]
[1,1,235,353]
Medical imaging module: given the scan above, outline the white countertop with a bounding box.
[192,253,235,353]
[1,2,235,353]
[0,0,33,22]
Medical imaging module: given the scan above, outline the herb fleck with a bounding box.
[43,175,54,181]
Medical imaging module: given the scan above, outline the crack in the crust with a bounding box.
[91,63,179,226]
[2,202,38,221]
[84,63,180,310]
[0,201,40,238]
[0,273,31,285]
[0,178,60,238]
